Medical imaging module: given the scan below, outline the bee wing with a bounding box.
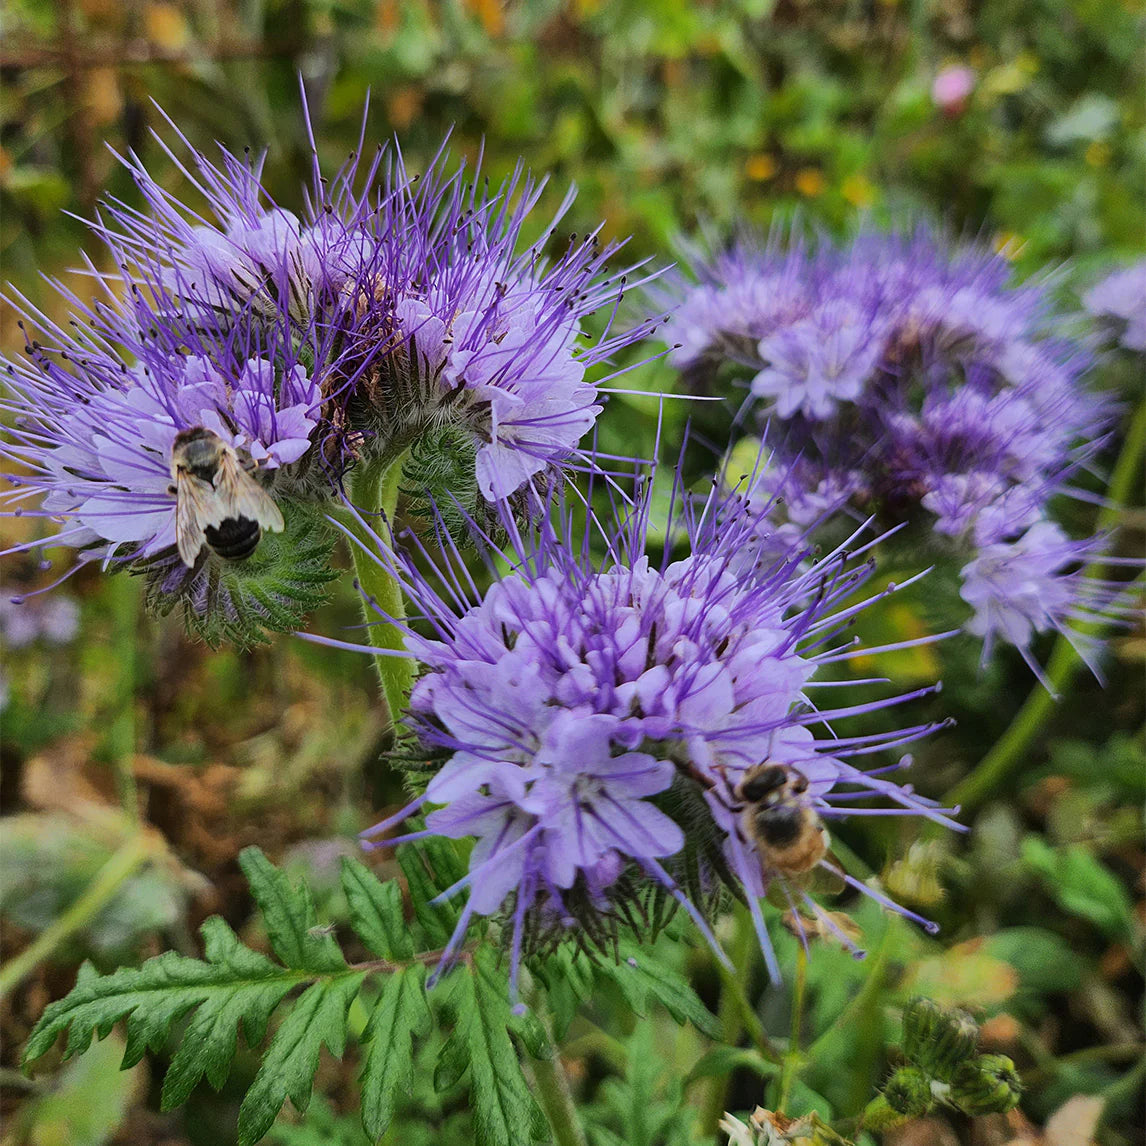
[811,850,848,897]
[214,450,285,534]
[174,472,216,567]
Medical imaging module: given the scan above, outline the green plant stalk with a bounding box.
[345,453,417,736]
[0,833,153,1001]
[775,945,808,1112]
[523,1005,588,1146]
[806,922,895,1064]
[700,908,762,1135]
[944,396,1146,814]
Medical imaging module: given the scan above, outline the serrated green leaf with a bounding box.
[598,945,719,1039]
[240,848,347,973]
[340,857,413,961]
[397,838,466,949]
[360,966,430,1139]
[160,917,297,1108]
[458,954,545,1146]
[1021,837,1134,939]
[25,852,371,1146]
[538,947,595,1041]
[237,973,365,1146]
[24,939,249,1068]
[434,1026,470,1094]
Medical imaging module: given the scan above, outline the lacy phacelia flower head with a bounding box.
[2,103,658,638]
[99,120,656,508]
[655,225,1123,678]
[1084,260,1146,352]
[5,345,318,564]
[341,468,957,991]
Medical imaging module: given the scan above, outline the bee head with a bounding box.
[735,762,788,805]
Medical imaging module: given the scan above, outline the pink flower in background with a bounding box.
[932,65,976,116]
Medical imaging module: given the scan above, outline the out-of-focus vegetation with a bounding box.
[1,2,1142,1145]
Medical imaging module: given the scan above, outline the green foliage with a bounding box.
[0,814,191,966]
[22,847,434,1145]
[23,848,365,1145]
[583,1021,696,1146]
[440,953,548,1146]
[3,1031,145,1146]
[359,967,431,1139]
[1020,836,1135,941]
[141,506,339,649]
[20,843,723,1146]
[595,941,721,1040]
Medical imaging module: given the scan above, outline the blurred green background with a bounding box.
[1,2,1143,1145]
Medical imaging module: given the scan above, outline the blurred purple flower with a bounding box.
[656,225,1124,679]
[338,464,956,989]
[959,520,1132,690]
[1084,260,1146,352]
[0,594,80,649]
[931,66,976,115]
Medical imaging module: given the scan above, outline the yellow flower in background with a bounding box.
[992,231,1025,260]
[745,153,777,181]
[795,167,826,197]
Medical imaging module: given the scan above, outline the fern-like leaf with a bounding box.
[24,848,368,1144]
[441,950,546,1146]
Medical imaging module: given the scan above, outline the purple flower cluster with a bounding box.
[659,226,1124,679]
[0,593,80,649]
[343,471,956,989]
[1,107,655,607]
[1084,260,1146,352]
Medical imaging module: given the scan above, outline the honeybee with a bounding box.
[733,763,830,878]
[169,427,284,567]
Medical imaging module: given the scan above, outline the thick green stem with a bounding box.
[0,833,153,1000]
[945,397,1146,814]
[524,1006,588,1146]
[345,454,417,737]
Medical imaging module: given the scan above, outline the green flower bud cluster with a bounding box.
[901,997,980,1081]
[879,998,1023,1122]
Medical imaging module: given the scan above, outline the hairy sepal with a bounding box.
[139,502,338,649]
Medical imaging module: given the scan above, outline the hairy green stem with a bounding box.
[0,833,153,1001]
[524,1006,588,1146]
[345,453,416,737]
[945,396,1146,814]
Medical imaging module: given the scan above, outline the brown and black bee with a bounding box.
[169,427,284,566]
[733,762,830,878]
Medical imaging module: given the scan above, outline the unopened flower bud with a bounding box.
[883,1065,933,1117]
[950,1053,1023,1116]
[902,997,979,1080]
